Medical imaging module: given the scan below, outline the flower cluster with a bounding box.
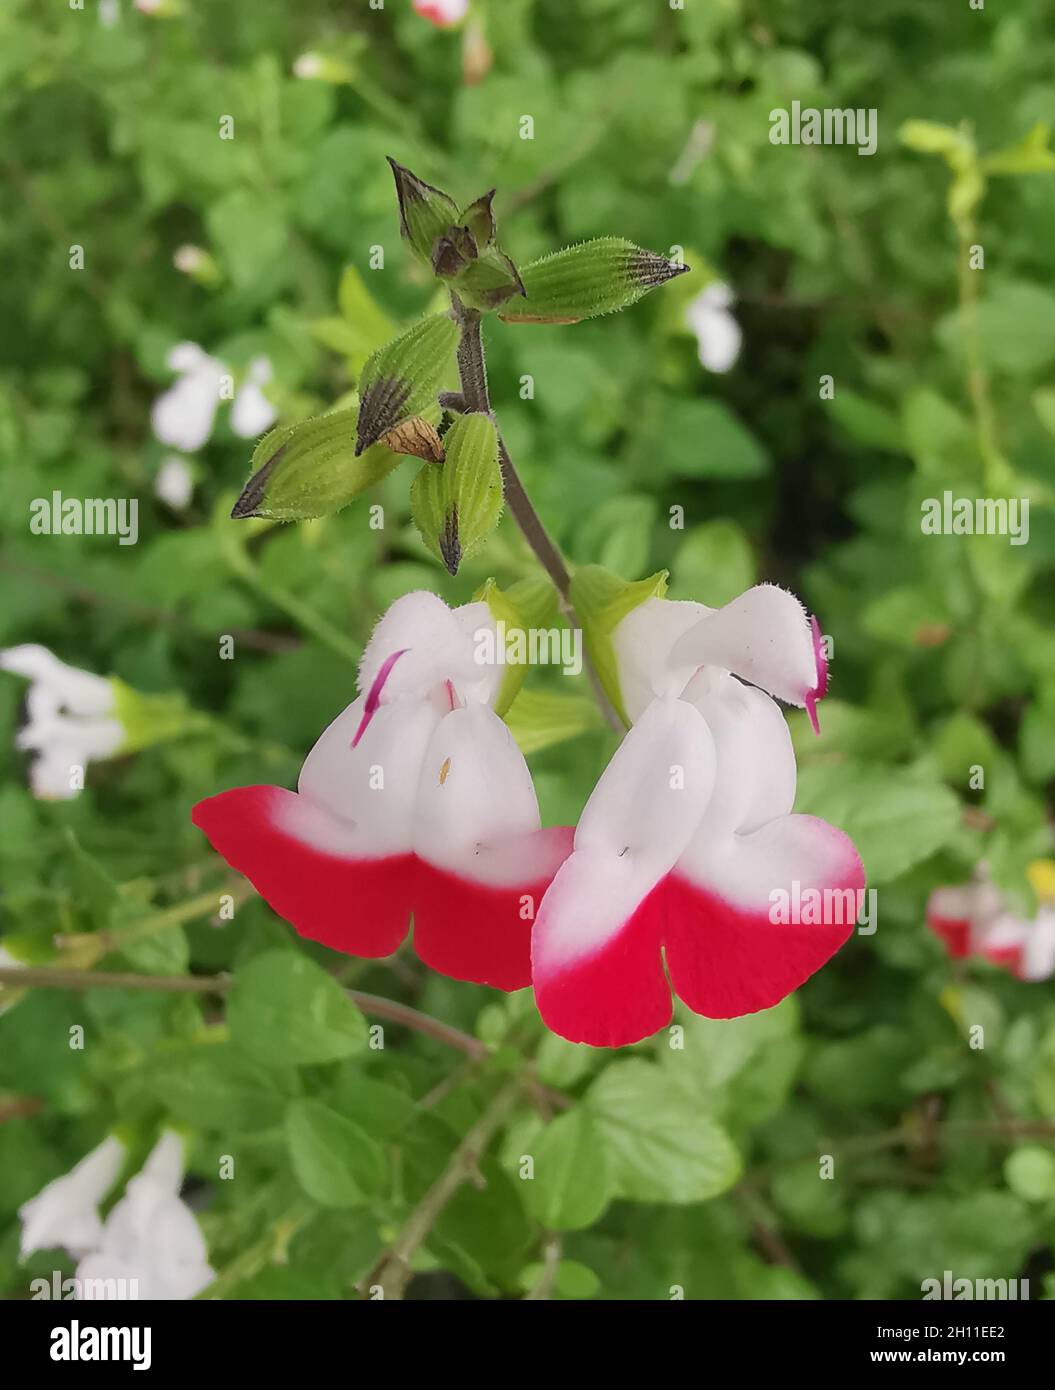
[19,1132,214,1300]
[927,865,1055,982]
[193,581,864,1047]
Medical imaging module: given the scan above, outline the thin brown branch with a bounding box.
[362,1077,524,1300]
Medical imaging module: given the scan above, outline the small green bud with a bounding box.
[386,157,460,265]
[499,237,687,325]
[232,407,402,521]
[355,312,459,455]
[570,563,670,726]
[460,189,497,249]
[410,413,502,574]
[453,246,526,311]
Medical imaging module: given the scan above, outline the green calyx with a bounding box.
[499,238,688,325]
[387,158,525,311]
[569,563,669,726]
[473,575,560,717]
[409,412,503,575]
[355,313,459,456]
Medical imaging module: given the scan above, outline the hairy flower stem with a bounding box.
[451,297,623,730]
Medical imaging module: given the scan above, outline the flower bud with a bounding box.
[499,238,688,325]
[232,407,403,521]
[410,413,502,574]
[387,158,460,266]
[355,312,459,455]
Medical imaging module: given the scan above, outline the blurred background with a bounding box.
[1,0,1054,1301]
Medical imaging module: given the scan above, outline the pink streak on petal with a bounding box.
[351,648,408,749]
[804,614,828,735]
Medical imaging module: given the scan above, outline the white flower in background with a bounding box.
[151,342,226,453]
[155,455,195,511]
[76,1132,215,1301]
[230,356,278,438]
[19,1136,127,1261]
[414,0,470,27]
[0,645,124,801]
[99,0,121,26]
[293,53,325,79]
[151,343,276,454]
[685,281,742,373]
[173,244,205,275]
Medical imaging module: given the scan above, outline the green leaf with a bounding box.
[286,1099,385,1208]
[586,1059,741,1204]
[982,122,1055,176]
[794,761,961,884]
[667,520,757,607]
[410,412,502,574]
[355,313,459,454]
[827,390,904,452]
[499,238,686,324]
[937,282,1055,377]
[1003,1145,1055,1202]
[231,407,403,520]
[521,1109,613,1230]
[149,1043,296,1131]
[228,950,368,1066]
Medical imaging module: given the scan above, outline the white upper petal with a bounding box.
[18,1135,126,1260]
[413,703,546,884]
[358,591,485,705]
[294,691,443,856]
[611,597,711,721]
[667,583,819,707]
[680,670,796,839]
[534,697,716,967]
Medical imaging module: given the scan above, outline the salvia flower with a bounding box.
[414,0,470,27]
[192,592,573,990]
[151,343,277,453]
[531,582,863,1046]
[927,867,1055,981]
[685,281,742,374]
[19,1136,127,1261]
[75,1132,214,1301]
[0,645,125,800]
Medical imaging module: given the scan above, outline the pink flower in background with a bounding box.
[927,872,1055,981]
[532,585,862,1047]
[414,0,470,28]
[193,592,572,990]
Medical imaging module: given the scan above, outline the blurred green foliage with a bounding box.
[1,0,1054,1302]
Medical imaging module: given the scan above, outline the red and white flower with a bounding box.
[414,0,470,28]
[192,592,572,990]
[927,873,1055,982]
[532,584,863,1047]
